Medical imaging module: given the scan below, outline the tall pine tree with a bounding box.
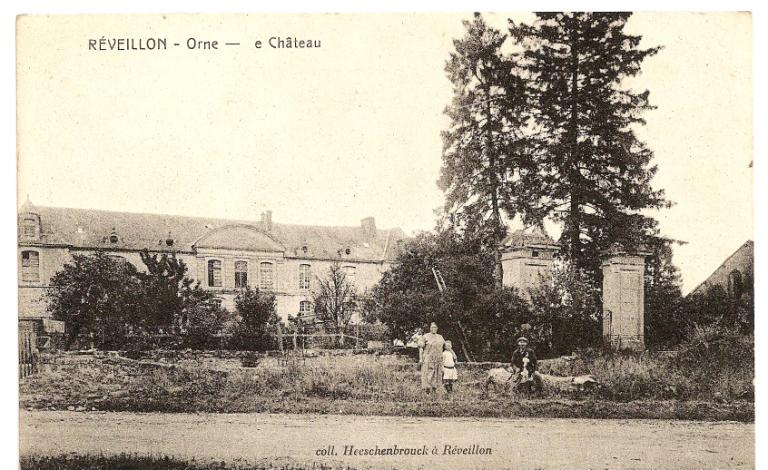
[439,13,534,286]
[511,12,668,278]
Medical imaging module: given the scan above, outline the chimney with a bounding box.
[261,210,273,232]
[361,217,376,238]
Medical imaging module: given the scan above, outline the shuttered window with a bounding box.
[21,251,40,282]
[260,262,274,290]
[343,266,356,285]
[208,260,222,287]
[235,260,248,288]
[299,264,311,290]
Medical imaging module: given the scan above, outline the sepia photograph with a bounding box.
[11,6,759,470]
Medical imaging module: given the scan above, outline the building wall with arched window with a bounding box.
[17,204,406,323]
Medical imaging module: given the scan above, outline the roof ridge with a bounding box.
[26,204,396,232]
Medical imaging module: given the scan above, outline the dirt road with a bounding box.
[19,411,753,469]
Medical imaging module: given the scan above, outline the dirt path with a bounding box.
[20,411,753,469]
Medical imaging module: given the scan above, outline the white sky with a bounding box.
[16,12,752,293]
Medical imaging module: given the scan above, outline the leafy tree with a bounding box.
[439,13,534,286]
[138,250,198,334]
[511,13,668,279]
[230,287,279,350]
[312,263,360,345]
[464,286,532,361]
[528,261,602,355]
[366,230,531,360]
[47,251,143,349]
[179,289,228,350]
[643,237,687,348]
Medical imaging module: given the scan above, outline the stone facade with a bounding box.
[500,227,560,297]
[17,200,405,322]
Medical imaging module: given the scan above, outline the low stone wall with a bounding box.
[76,347,400,362]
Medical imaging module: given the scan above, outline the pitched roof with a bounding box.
[689,240,754,296]
[20,205,405,263]
[502,226,559,249]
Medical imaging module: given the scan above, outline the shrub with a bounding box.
[228,288,280,351]
[180,296,228,350]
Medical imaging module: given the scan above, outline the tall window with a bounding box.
[299,264,312,290]
[21,250,40,282]
[234,260,248,288]
[299,300,312,314]
[343,266,356,285]
[260,262,274,290]
[208,259,222,287]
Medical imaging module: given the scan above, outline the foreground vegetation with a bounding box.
[20,328,753,422]
[20,454,353,470]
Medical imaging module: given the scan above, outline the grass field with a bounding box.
[19,342,754,421]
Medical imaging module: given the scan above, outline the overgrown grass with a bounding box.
[541,326,754,402]
[19,331,754,421]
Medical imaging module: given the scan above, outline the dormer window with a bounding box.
[531,250,540,258]
[344,247,352,255]
[301,244,309,254]
[108,228,119,244]
[19,214,39,239]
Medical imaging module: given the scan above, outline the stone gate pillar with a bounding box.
[601,244,649,351]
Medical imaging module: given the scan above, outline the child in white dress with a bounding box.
[442,341,458,393]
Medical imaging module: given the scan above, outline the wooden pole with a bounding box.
[432,267,474,362]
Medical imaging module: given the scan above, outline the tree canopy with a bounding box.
[510,12,668,277]
[438,14,534,286]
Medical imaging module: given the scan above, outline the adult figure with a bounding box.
[418,322,445,393]
[510,336,542,392]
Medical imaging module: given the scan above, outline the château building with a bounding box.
[18,199,406,323]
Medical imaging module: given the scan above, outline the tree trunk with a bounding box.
[484,82,504,288]
[567,19,582,265]
[493,248,504,288]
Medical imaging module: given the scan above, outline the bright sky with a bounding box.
[16,12,752,293]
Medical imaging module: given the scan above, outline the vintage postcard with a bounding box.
[16,11,754,470]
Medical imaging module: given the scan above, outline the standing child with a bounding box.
[442,341,458,393]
